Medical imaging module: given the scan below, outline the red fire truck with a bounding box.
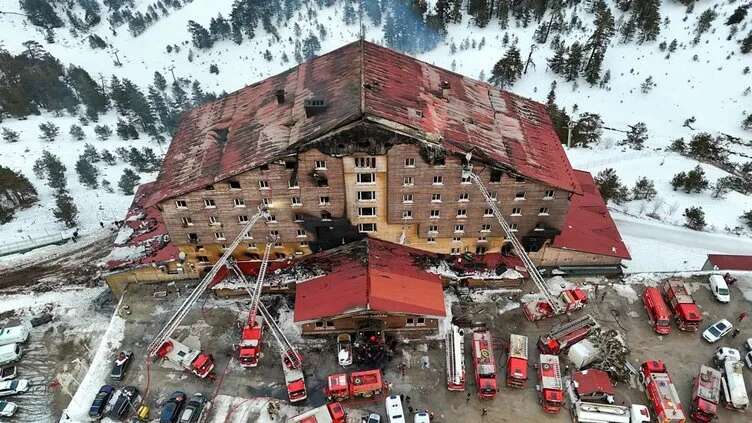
[155,339,214,379]
[325,369,385,402]
[639,360,685,423]
[538,314,599,355]
[288,402,346,423]
[445,325,466,391]
[523,288,588,321]
[661,280,703,332]
[537,354,564,413]
[689,365,721,422]
[506,334,528,388]
[471,330,498,400]
[642,287,672,335]
[238,315,263,367]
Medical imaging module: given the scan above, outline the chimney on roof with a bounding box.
[304,98,327,118]
[440,80,451,98]
[275,89,286,104]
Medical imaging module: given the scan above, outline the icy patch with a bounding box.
[276,303,303,345]
[611,284,639,304]
[113,225,134,246]
[105,244,145,262]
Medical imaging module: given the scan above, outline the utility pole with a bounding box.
[111,48,122,66]
[98,73,107,96]
[168,65,177,84]
[567,121,574,148]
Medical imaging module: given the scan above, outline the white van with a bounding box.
[413,411,430,423]
[0,325,29,347]
[0,344,22,367]
[709,274,730,303]
[385,395,406,423]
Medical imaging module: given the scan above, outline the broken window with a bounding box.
[285,161,296,170]
[435,157,446,166]
[490,170,502,182]
[355,157,376,168]
[356,173,375,184]
[406,318,415,326]
[316,177,329,187]
[515,191,526,200]
[358,191,376,201]
[321,211,332,221]
[515,176,525,183]
[260,164,269,171]
[489,192,498,201]
[357,223,377,232]
[203,199,216,208]
[315,321,324,328]
[262,198,270,206]
[358,207,376,217]
[229,180,241,189]
[180,217,193,227]
[204,185,215,191]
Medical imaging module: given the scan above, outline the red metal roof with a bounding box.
[106,182,179,271]
[146,40,579,206]
[706,254,752,271]
[551,170,630,260]
[294,237,446,322]
[572,369,614,397]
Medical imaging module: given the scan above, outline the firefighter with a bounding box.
[738,311,748,322]
[732,328,741,338]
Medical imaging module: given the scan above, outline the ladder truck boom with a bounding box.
[461,155,561,314]
[146,206,270,358]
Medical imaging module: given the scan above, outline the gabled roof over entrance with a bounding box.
[293,237,446,322]
[146,40,580,207]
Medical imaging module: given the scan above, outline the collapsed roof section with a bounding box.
[293,237,446,322]
[146,40,580,207]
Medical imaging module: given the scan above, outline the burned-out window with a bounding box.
[358,223,377,232]
[175,200,188,209]
[196,255,210,263]
[321,211,332,221]
[355,157,376,168]
[490,170,502,183]
[229,180,241,189]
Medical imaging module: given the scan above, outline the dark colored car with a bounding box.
[160,391,187,423]
[110,351,133,381]
[108,386,139,419]
[179,393,207,423]
[88,385,114,419]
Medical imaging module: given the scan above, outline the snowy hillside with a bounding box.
[1,0,751,263]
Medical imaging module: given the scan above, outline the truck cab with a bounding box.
[506,334,528,389]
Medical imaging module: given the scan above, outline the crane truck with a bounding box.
[145,206,272,378]
[461,154,582,322]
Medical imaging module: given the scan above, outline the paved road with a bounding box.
[613,213,752,272]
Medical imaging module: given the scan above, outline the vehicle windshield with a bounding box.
[717,288,729,295]
[708,327,721,337]
[657,320,669,326]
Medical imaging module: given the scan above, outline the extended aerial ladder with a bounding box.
[461,154,561,315]
[145,206,271,377]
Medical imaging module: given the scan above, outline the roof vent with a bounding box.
[439,80,451,98]
[304,98,327,118]
[275,89,286,104]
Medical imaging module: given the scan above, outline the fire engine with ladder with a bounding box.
[445,324,466,391]
[461,155,587,322]
[471,329,498,399]
[537,314,599,355]
[661,280,703,332]
[537,354,564,413]
[145,206,307,402]
[506,334,528,388]
[639,360,685,423]
[689,365,721,422]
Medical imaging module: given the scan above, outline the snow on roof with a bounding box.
[706,254,752,271]
[104,182,179,272]
[146,40,580,207]
[551,170,631,260]
[294,237,446,322]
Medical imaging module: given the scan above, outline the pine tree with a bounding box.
[489,46,523,88]
[594,168,630,204]
[153,71,168,91]
[94,124,112,141]
[620,122,648,150]
[118,168,141,195]
[671,172,687,191]
[34,150,67,191]
[683,206,706,230]
[365,0,382,25]
[727,7,748,26]
[0,166,38,223]
[188,20,213,49]
[69,124,85,141]
[741,210,752,230]
[741,31,752,54]
[583,2,614,85]
[683,165,709,193]
[2,128,20,143]
[75,155,99,189]
[302,33,321,60]
[101,149,116,165]
[39,122,60,142]
[712,176,735,199]
[20,0,64,29]
[564,42,583,81]
[53,190,78,228]
[632,177,657,200]
[547,44,567,75]
[694,9,717,43]
[171,81,190,111]
[343,0,357,25]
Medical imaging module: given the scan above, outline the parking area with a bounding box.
[92,273,752,422]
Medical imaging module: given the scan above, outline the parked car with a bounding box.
[337,334,353,367]
[0,325,29,346]
[0,379,28,398]
[160,391,187,423]
[385,395,406,423]
[367,413,381,423]
[745,337,752,351]
[0,400,17,417]
[714,347,741,365]
[0,366,16,382]
[413,411,431,423]
[702,319,733,343]
[745,351,752,370]
[89,385,114,419]
[110,351,133,381]
[0,344,22,366]
[108,386,140,419]
[708,274,730,303]
[179,393,207,423]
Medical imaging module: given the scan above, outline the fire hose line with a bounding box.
[223,398,252,423]
[140,356,152,411]
[211,353,234,403]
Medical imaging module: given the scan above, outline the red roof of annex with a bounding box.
[294,237,446,322]
[146,40,580,207]
[551,170,631,260]
[706,254,752,271]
